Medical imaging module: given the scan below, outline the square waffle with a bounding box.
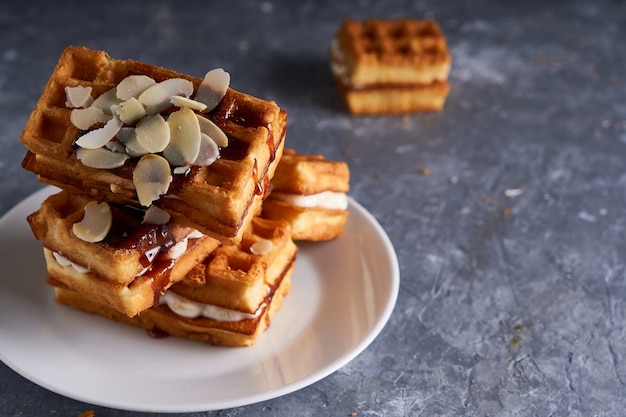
[262,149,350,241]
[48,217,297,347]
[330,18,451,114]
[21,46,287,244]
[28,191,221,317]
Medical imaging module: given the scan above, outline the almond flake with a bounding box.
[250,239,273,255]
[195,68,230,112]
[135,114,170,153]
[75,117,123,149]
[117,127,150,157]
[163,107,201,166]
[173,166,191,175]
[76,147,129,169]
[170,95,207,112]
[72,201,113,243]
[504,188,524,197]
[133,154,172,206]
[196,114,228,147]
[65,86,94,108]
[116,75,156,100]
[90,88,121,115]
[70,107,112,130]
[105,140,126,153]
[138,78,194,115]
[193,133,220,166]
[112,97,147,125]
[142,205,171,225]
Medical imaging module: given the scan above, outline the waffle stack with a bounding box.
[330,18,451,115]
[22,46,286,244]
[262,149,350,241]
[22,46,292,346]
[48,217,297,347]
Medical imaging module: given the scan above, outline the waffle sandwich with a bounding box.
[21,46,286,244]
[48,217,297,347]
[28,191,221,317]
[262,149,350,241]
[330,18,451,115]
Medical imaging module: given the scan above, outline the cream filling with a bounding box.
[270,190,348,210]
[159,291,263,322]
[329,39,353,86]
[52,252,89,274]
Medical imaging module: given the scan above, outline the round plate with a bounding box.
[0,186,399,412]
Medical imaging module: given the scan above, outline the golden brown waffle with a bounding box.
[175,216,297,313]
[330,19,451,114]
[29,191,221,317]
[50,272,291,347]
[21,46,286,244]
[262,149,350,241]
[49,217,296,347]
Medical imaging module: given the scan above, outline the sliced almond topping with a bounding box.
[117,127,150,157]
[193,133,220,166]
[250,239,273,255]
[163,107,201,166]
[142,205,171,225]
[133,154,172,206]
[170,95,208,112]
[138,78,194,115]
[75,116,123,149]
[195,68,230,112]
[65,86,94,108]
[111,97,147,125]
[116,75,156,100]
[135,114,170,153]
[105,140,126,153]
[172,166,191,175]
[70,107,112,130]
[72,201,113,243]
[76,147,129,169]
[196,114,228,147]
[90,88,121,115]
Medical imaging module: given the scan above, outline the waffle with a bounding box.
[21,46,287,244]
[28,191,221,317]
[48,217,296,347]
[261,149,350,241]
[330,19,451,114]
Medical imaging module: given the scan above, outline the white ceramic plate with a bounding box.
[0,186,399,412]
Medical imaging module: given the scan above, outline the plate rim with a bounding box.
[0,186,400,412]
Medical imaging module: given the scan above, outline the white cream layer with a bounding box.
[270,191,348,210]
[159,291,263,322]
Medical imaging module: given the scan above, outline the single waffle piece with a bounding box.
[49,217,297,347]
[28,191,221,317]
[261,149,350,241]
[330,19,451,115]
[21,46,286,244]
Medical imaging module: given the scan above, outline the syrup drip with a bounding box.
[147,327,170,339]
[252,159,263,196]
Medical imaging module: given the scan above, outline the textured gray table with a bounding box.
[2,1,626,416]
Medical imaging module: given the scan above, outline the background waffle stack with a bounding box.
[330,18,451,115]
[21,46,292,346]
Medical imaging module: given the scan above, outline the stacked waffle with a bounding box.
[22,46,293,346]
[330,18,452,115]
[262,149,350,241]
